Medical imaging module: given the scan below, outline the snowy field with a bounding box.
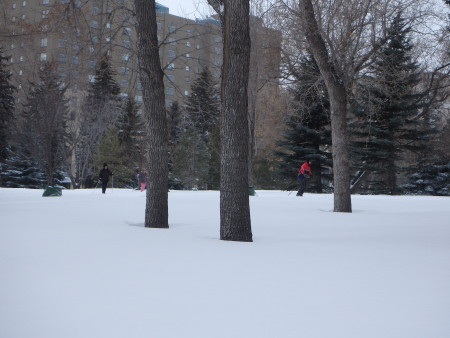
[1,188,449,338]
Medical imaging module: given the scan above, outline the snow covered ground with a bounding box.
[1,188,449,338]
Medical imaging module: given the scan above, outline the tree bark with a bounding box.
[134,0,169,228]
[220,0,253,241]
[299,0,352,212]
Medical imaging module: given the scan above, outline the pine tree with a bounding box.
[94,126,135,188]
[0,48,15,160]
[72,54,122,188]
[276,56,332,193]
[185,68,220,142]
[351,13,429,194]
[117,97,145,168]
[185,67,220,189]
[21,62,69,186]
[167,101,184,189]
[172,125,210,189]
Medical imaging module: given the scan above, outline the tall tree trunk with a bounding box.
[299,0,352,212]
[220,0,253,242]
[134,0,169,228]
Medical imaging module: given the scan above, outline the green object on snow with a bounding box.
[248,186,256,196]
[43,186,62,197]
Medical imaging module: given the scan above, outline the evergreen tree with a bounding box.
[185,68,220,141]
[167,101,184,189]
[94,126,134,188]
[184,67,220,189]
[276,56,332,193]
[21,62,70,186]
[351,13,430,194]
[0,48,15,160]
[117,97,145,169]
[172,125,209,190]
[72,55,122,188]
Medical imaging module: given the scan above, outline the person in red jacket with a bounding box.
[297,160,312,196]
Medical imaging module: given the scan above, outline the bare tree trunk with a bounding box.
[134,0,169,228]
[220,0,253,242]
[299,0,352,212]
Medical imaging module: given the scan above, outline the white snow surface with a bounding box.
[1,188,449,338]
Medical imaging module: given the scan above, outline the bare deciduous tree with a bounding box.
[299,0,352,212]
[220,0,252,242]
[134,0,169,228]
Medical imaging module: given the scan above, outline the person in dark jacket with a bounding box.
[99,163,113,194]
[297,160,312,196]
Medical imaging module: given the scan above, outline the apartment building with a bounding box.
[1,0,280,106]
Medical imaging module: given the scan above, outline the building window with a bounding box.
[168,26,176,33]
[22,1,26,7]
[58,39,67,48]
[40,53,47,61]
[122,54,130,62]
[121,66,130,75]
[123,40,131,49]
[91,20,98,29]
[186,41,191,47]
[167,50,175,59]
[184,90,189,96]
[185,66,190,72]
[19,56,24,62]
[21,14,26,20]
[135,95,143,103]
[165,100,173,107]
[185,54,190,58]
[72,56,79,65]
[106,37,111,43]
[89,61,96,69]
[92,36,99,43]
[167,74,174,82]
[58,54,67,63]
[92,7,100,15]
[12,17,17,22]
[157,22,161,31]
[42,9,49,18]
[123,27,131,36]
[12,3,17,9]
[19,70,23,76]
[167,63,175,70]
[184,77,190,84]
[137,82,142,91]
[89,47,95,54]
[166,87,174,96]
[169,38,176,46]
[120,80,129,88]
[42,0,49,5]
[88,74,95,83]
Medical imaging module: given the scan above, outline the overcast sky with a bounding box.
[157,0,213,19]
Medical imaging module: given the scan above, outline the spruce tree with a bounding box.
[21,62,69,186]
[172,124,209,189]
[351,13,429,194]
[167,101,184,189]
[276,56,332,193]
[117,97,145,168]
[185,68,220,141]
[0,48,15,160]
[72,55,122,187]
[185,67,220,189]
